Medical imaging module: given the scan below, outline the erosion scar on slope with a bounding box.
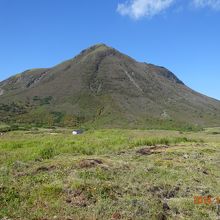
[124,71,143,93]
[0,88,4,96]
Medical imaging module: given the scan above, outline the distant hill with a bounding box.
[0,44,220,129]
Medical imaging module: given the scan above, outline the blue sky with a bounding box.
[0,0,220,100]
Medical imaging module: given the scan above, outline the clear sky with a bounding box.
[0,0,219,100]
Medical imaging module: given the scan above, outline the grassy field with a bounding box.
[0,128,220,220]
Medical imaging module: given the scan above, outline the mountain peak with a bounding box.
[90,43,110,49]
[79,43,112,54]
[71,43,130,64]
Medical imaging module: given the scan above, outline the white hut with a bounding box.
[72,130,83,135]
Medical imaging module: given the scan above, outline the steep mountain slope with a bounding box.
[0,44,220,129]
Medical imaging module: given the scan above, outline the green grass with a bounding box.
[0,128,220,219]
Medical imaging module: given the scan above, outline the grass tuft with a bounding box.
[38,147,56,160]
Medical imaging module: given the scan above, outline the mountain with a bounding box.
[0,43,220,129]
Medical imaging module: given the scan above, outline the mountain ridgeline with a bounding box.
[0,44,220,130]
